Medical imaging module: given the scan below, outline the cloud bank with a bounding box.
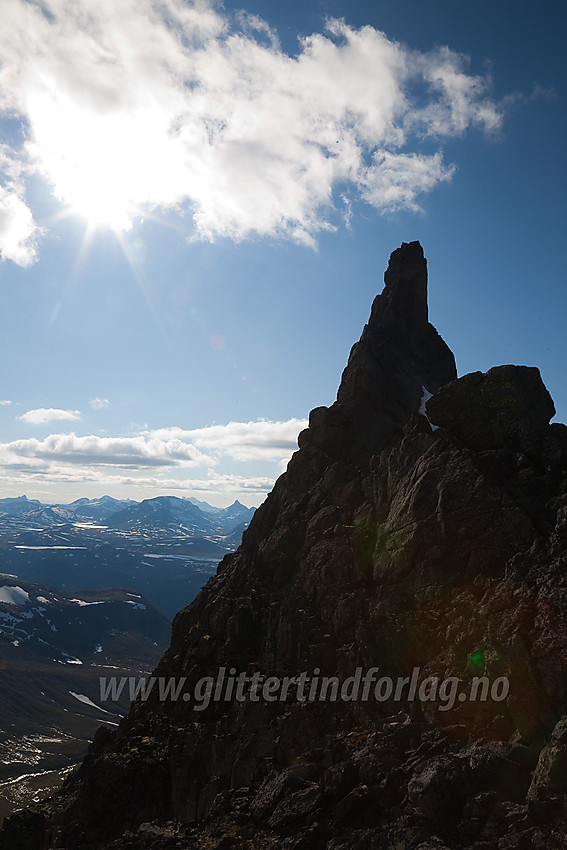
[0,0,504,262]
[147,418,308,462]
[0,418,307,498]
[0,432,213,469]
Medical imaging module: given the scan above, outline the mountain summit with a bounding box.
[4,243,567,849]
[298,240,456,463]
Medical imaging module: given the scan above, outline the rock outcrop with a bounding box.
[4,241,567,849]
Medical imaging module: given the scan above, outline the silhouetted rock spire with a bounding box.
[300,240,456,461]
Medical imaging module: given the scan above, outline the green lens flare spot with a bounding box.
[468,650,485,671]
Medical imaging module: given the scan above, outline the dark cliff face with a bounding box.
[4,242,567,850]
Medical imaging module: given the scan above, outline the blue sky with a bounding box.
[0,0,565,507]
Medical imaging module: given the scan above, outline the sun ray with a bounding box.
[113,230,172,341]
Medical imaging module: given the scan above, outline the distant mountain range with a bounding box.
[0,494,255,534]
[108,496,255,535]
[0,495,257,622]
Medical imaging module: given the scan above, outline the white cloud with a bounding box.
[0,432,213,468]
[0,182,40,267]
[147,418,308,462]
[18,408,81,424]
[408,47,503,136]
[90,397,109,410]
[0,399,12,406]
[0,145,43,266]
[188,470,275,494]
[359,150,454,211]
[0,0,505,254]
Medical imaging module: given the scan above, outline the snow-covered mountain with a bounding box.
[216,499,256,530]
[66,495,138,521]
[187,497,256,529]
[108,495,220,534]
[0,494,255,537]
[0,495,42,516]
[109,495,256,535]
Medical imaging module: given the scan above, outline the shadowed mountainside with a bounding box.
[3,242,567,849]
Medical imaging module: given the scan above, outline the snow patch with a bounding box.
[0,611,22,625]
[61,652,82,665]
[72,523,108,529]
[15,545,87,550]
[69,599,104,607]
[418,386,439,431]
[143,553,197,561]
[0,585,30,605]
[69,692,111,713]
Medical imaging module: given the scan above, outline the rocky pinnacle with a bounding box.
[299,240,456,463]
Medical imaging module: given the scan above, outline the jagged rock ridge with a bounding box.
[3,242,567,849]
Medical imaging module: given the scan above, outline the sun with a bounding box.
[27,89,157,233]
[64,170,133,233]
[25,76,188,235]
[47,110,139,233]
